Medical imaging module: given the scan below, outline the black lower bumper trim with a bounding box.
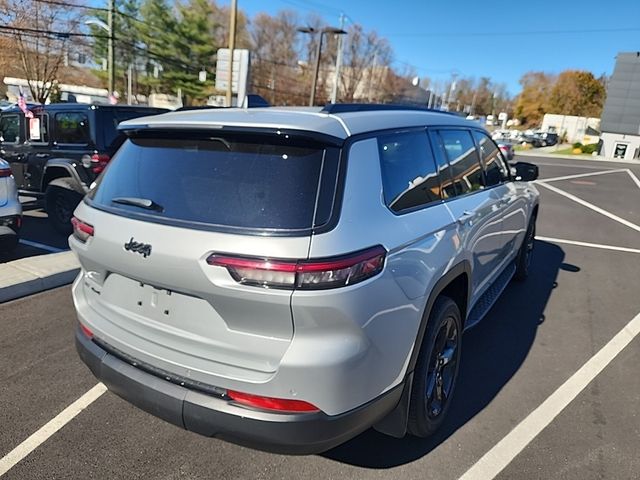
[75,326,403,454]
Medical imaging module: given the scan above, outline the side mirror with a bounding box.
[512,162,538,181]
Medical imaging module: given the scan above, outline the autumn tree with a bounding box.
[0,0,83,103]
[547,70,605,117]
[514,71,555,127]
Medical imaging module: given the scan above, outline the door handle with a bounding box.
[457,210,475,225]
[35,153,50,158]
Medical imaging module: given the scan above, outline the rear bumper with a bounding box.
[75,326,403,454]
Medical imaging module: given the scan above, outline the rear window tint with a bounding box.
[88,134,339,233]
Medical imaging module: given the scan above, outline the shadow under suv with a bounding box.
[71,104,539,454]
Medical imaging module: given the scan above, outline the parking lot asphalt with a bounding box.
[0,154,639,479]
[0,209,69,264]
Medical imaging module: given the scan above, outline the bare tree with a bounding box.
[338,24,392,103]
[250,10,307,105]
[0,0,82,103]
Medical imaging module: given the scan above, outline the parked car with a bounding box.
[72,104,539,454]
[0,103,167,234]
[0,158,22,252]
[497,141,515,160]
[535,131,558,146]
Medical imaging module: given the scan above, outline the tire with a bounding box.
[407,296,462,438]
[514,215,536,281]
[45,183,83,235]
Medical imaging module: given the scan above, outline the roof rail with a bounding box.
[320,103,456,115]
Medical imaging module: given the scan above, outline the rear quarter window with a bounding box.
[54,112,90,144]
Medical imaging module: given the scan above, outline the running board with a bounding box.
[465,263,515,331]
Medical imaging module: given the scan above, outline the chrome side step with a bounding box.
[465,263,515,331]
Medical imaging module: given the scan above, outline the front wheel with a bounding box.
[45,184,83,235]
[407,296,462,437]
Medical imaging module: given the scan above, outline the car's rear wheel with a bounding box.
[45,183,83,235]
[408,296,462,437]
[514,215,536,281]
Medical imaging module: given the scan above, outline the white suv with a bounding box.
[72,104,539,453]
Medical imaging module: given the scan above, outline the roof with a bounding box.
[118,104,479,140]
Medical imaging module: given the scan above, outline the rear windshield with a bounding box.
[88,132,340,233]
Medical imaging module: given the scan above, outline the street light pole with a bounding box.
[298,26,346,107]
[226,0,238,107]
[330,13,345,104]
[107,0,115,97]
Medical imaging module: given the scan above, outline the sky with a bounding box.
[232,0,640,95]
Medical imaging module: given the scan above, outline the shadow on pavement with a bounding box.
[323,240,567,468]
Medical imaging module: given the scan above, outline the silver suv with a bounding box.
[0,158,22,252]
[72,104,539,454]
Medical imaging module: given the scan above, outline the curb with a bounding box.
[0,251,79,303]
[516,150,640,165]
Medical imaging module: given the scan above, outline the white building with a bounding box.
[541,114,600,144]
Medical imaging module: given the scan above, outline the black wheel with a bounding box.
[514,215,536,281]
[408,296,462,437]
[45,184,82,235]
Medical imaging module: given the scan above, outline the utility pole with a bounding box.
[330,13,345,104]
[226,0,238,107]
[107,0,115,96]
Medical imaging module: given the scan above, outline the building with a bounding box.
[541,114,601,144]
[600,52,640,160]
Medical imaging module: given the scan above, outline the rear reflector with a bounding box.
[0,167,12,178]
[207,245,386,290]
[79,322,93,339]
[71,216,94,243]
[227,390,320,413]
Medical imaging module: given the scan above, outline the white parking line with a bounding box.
[536,236,640,254]
[18,239,67,253]
[0,383,106,477]
[537,182,640,233]
[532,162,622,170]
[536,168,627,183]
[626,169,640,190]
[459,311,640,480]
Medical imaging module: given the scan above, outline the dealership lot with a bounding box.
[1,155,639,480]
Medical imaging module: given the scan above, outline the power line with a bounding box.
[33,0,145,24]
[0,24,108,39]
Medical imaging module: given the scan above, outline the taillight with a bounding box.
[71,216,94,243]
[79,322,94,339]
[0,167,12,177]
[91,153,110,174]
[207,245,386,290]
[227,390,320,413]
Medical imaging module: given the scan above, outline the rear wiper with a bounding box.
[111,196,164,212]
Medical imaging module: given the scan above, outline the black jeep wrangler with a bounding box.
[0,103,167,233]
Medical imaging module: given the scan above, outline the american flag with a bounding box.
[18,91,34,119]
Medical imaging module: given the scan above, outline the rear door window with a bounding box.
[437,129,484,196]
[377,130,441,212]
[88,133,340,233]
[0,114,21,143]
[473,130,509,187]
[54,112,90,144]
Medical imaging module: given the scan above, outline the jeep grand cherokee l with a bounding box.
[71,104,539,454]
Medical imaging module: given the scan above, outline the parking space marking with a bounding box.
[537,182,640,233]
[531,162,624,170]
[18,239,67,253]
[0,383,106,477]
[459,311,640,480]
[536,168,626,184]
[626,169,640,190]
[537,236,640,254]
